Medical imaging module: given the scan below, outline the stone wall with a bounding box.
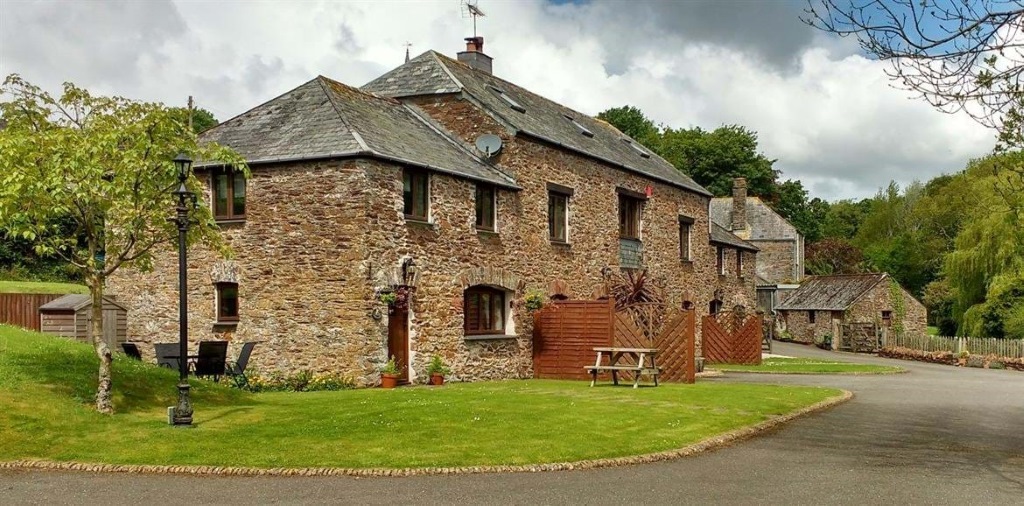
[110,92,757,386]
[750,239,800,284]
[781,309,838,344]
[107,160,384,385]
[846,277,927,339]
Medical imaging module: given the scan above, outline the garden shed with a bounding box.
[38,294,127,349]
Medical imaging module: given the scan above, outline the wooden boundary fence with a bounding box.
[0,293,63,331]
[887,333,1024,359]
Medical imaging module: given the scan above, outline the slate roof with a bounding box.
[39,294,126,312]
[710,197,800,240]
[709,222,759,252]
[199,76,517,189]
[363,51,711,197]
[775,273,888,311]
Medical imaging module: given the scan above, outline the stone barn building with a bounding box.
[109,37,758,385]
[711,178,803,311]
[775,273,926,350]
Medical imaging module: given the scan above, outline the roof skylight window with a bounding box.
[564,114,595,138]
[490,86,526,113]
[622,138,652,158]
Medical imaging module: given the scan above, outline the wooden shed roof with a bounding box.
[39,294,126,312]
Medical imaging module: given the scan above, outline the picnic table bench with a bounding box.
[584,347,660,388]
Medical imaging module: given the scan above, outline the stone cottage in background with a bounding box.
[775,273,926,351]
[710,178,804,313]
[109,36,758,385]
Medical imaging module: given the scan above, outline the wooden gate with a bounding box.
[533,299,695,383]
[702,310,763,365]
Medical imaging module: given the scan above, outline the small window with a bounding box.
[548,191,569,243]
[622,138,652,158]
[564,114,594,137]
[212,169,246,220]
[736,250,743,278]
[710,299,723,315]
[490,86,526,113]
[808,310,816,324]
[464,286,506,335]
[619,195,642,239]
[475,184,496,231]
[403,169,429,220]
[882,310,892,327]
[716,246,725,275]
[679,216,693,261]
[216,283,239,323]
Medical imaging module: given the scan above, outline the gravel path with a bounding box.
[3,342,1022,505]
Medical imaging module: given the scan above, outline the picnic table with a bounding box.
[584,347,660,388]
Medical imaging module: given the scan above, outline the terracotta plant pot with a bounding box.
[381,373,399,389]
[429,373,444,386]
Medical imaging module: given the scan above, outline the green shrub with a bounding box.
[426,355,450,376]
[988,360,1006,370]
[244,370,355,392]
[814,333,832,350]
[524,290,545,312]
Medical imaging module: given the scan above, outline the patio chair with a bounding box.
[154,343,181,370]
[226,341,258,388]
[194,340,228,381]
[121,342,142,361]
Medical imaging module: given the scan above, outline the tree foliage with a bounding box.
[806,237,865,276]
[0,75,247,412]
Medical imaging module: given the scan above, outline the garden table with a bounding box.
[584,347,660,388]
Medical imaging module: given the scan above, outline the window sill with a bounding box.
[476,228,499,236]
[213,321,238,328]
[550,240,571,248]
[464,334,518,341]
[215,218,246,225]
[405,217,436,228]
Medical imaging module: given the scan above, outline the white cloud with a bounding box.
[0,0,995,200]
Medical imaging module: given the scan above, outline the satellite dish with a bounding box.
[475,134,503,157]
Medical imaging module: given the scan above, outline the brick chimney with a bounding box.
[457,36,492,74]
[731,177,747,233]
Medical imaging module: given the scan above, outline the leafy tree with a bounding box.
[596,105,659,146]
[658,125,780,198]
[805,237,865,276]
[172,107,219,134]
[820,198,871,239]
[773,179,826,243]
[0,75,246,413]
[922,279,958,337]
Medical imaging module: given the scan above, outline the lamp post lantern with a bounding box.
[172,153,197,426]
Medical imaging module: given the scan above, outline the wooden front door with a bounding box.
[387,306,410,383]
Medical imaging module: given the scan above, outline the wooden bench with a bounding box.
[585,347,660,388]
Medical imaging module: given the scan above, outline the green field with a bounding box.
[712,357,904,375]
[0,280,88,294]
[0,325,841,469]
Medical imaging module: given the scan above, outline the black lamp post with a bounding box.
[172,153,197,426]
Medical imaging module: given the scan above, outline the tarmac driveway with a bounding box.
[2,342,1022,505]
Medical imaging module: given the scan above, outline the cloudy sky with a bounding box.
[0,0,996,200]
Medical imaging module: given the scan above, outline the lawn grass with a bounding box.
[0,325,842,469]
[712,357,904,375]
[927,326,939,336]
[0,280,88,294]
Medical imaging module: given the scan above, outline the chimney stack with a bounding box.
[731,177,747,233]
[457,36,493,74]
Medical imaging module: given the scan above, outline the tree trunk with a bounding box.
[91,276,113,414]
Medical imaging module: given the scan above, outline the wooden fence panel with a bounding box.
[0,294,62,331]
[702,311,763,365]
[654,310,696,383]
[887,333,1024,359]
[533,300,614,380]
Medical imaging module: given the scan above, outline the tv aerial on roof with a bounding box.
[461,0,486,38]
[475,134,502,157]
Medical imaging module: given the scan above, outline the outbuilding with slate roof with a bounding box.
[776,273,926,350]
[109,35,758,386]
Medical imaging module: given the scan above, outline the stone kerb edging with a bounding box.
[715,369,907,376]
[0,390,852,478]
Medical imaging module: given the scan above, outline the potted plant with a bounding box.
[380,356,400,389]
[426,355,450,386]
